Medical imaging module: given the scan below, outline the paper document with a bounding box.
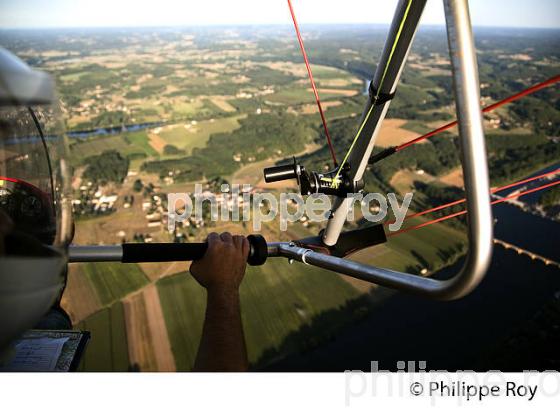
[1,337,69,372]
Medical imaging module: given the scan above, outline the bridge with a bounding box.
[491,192,527,209]
[494,239,560,269]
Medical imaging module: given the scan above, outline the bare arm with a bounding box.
[190,232,249,372]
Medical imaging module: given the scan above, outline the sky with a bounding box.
[0,0,558,29]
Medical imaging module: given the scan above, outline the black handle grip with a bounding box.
[121,234,267,266]
[263,163,298,183]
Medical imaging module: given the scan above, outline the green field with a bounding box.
[82,262,149,306]
[376,221,466,273]
[157,115,243,154]
[265,87,358,105]
[69,133,154,164]
[157,260,361,370]
[400,119,433,134]
[168,100,204,117]
[60,71,91,82]
[311,65,356,79]
[76,302,130,371]
[155,273,206,371]
[265,87,315,105]
[124,130,159,157]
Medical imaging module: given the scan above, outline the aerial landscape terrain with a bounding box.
[1,24,558,371]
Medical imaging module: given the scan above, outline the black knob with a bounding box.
[263,163,298,183]
[247,234,268,266]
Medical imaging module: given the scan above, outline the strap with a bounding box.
[369,82,396,106]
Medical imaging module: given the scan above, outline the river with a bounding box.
[66,121,163,139]
[267,164,560,371]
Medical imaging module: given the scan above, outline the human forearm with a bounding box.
[191,233,250,371]
[194,287,248,372]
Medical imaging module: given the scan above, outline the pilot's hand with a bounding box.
[190,232,250,293]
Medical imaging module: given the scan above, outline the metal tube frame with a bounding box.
[68,0,493,300]
[69,245,122,262]
[272,0,493,300]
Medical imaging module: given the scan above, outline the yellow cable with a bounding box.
[331,0,413,188]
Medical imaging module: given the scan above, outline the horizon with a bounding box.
[2,22,560,32]
[0,0,558,30]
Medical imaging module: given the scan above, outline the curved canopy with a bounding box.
[0,47,54,106]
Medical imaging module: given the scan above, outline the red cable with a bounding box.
[287,0,338,166]
[388,179,560,237]
[396,75,560,151]
[384,168,560,225]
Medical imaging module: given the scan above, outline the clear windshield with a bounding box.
[0,104,72,249]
